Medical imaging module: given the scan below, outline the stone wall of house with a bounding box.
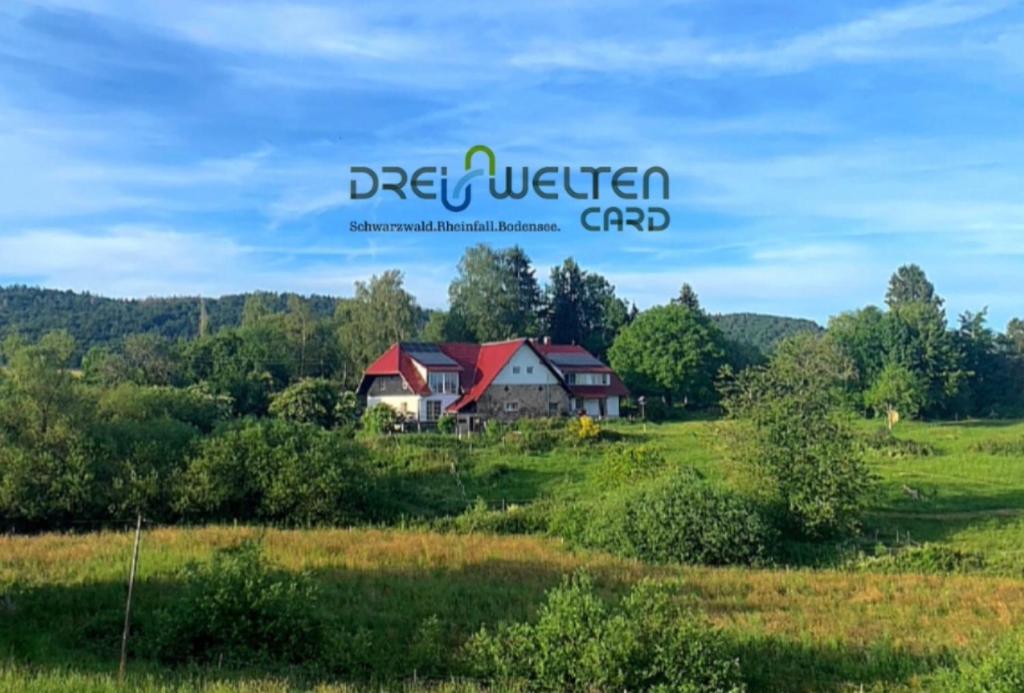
[476,383,569,422]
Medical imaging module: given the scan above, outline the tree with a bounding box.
[828,307,889,390]
[608,304,726,407]
[337,271,419,378]
[122,333,181,386]
[887,298,965,416]
[0,331,82,440]
[886,264,941,310]
[241,292,278,327]
[722,333,869,538]
[180,330,279,416]
[420,311,473,343]
[864,362,925,430]
[448,245,542,341]
[545,259,629,359]
[672,283,703,313]
[268,378,341,428]
[81,346,130,387]
[1006,318,1024,354]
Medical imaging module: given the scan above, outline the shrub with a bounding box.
[567,415,601,443]
[174,420,373,525]
[268,378,340,428]
[437,413,456,434]
[722,334,871,539]
[855,544,987,574]
[552,471,775,566]
[622,474,776,566]
[360,403,398,434]
[465,572,745,692]
[863,429,938,459]
[441,498,551,534]
[97,384,231,433]
[150,540,325,667]
[594,444,666,488]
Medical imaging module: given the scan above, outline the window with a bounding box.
[428,371,459,394]
[548,402,560,415]
[512,366,521,374]
[426,400,442,421]
[566,372,610,386]
[526,366,534,374]
[504,401,520,413]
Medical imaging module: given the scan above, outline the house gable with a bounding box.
[492,343,561,385]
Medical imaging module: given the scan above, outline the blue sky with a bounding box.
[1,0,1023,328]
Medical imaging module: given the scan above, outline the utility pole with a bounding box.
[119,513,143,685]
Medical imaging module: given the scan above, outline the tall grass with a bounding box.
[4,526,1024,690]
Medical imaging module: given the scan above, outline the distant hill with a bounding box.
[712,312,822,354]
[1,287,823,365]
[0,286,342,358]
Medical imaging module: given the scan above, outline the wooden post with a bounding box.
[119,513,143,685]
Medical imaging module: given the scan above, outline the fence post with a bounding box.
[119,512,143,685]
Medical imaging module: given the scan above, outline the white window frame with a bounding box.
[504,401,520,413]
[428,371,459,394]
[426,400,443,421]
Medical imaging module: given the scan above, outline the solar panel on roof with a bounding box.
[403,343,460,367]
[547,352,604,367]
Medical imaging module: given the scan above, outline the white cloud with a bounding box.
[0,226,451,304]
[509,0,1014,75]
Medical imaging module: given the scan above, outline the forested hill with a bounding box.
[0,286,821,362]
[0,286,342,354]
[711,312,822,353]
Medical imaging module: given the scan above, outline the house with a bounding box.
[357,338,628,425]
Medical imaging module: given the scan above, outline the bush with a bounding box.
[553,470,775,566]
[567,415,601,443]
[97,384,231,433]
[855,544,987,574]
[722,334,871,539]
[622,474,776,566]
[437,413,456,434]
[863,429,938,459]
[268,378,341,428]
[465,572,745,692]
[361,403,398,434]
[150,540,325,667]
[174,420,373,525]
[594,444,666,488]
[439,498,551,534]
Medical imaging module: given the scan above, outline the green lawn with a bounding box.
[445,417,1024,568]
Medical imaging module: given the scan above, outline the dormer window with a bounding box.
[428,371,459,394]
[566,372,611,386]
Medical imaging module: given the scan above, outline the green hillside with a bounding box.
[712,312,822,354]
[0,286,342,356]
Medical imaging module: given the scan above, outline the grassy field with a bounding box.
[3,418,1024,691]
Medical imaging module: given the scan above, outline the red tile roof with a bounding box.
[361,343,430,395]
[359,339,627,409]
[533,343,630,397]
[445,339,551,412]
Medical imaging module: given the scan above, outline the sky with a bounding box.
[1,0,1023,328]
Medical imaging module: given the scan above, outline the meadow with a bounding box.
[3,418,1024,691]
